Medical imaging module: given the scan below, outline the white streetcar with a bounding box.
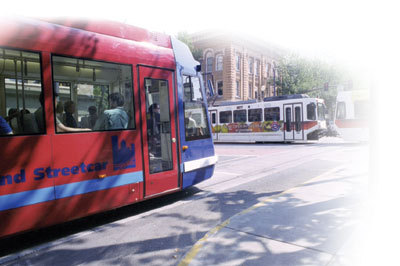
[209,94,327,143]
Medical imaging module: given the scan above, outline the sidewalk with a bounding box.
[179,165,367,266]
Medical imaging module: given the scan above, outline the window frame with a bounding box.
[235,54,241,71]
[236,81,240,98]
[233,109,247,123]
[51,54,135,134]
[264,107,280,121]
[206,56,213,73]
[215,54,223,71]
[248,108,262,122]
[307,102,316,121]
[219,110,232,124]
[216,80,223,96]
[182,74,211,141]
[295,106,301,132]
[0,47,45,137]
[248,57,254,74]
[317,102,325,121]
[255,59,260,76]
[336,102,346,120]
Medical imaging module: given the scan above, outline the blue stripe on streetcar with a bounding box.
[0,186,55,212]
[0,171,143,211]
[55,171,143,199]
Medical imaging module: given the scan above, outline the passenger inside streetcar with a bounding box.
[54,94,90,133]
[63,100,78,128]
[94,92,128,130]
[147,103,161,157]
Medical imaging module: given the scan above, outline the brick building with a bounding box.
[191,31,284,102]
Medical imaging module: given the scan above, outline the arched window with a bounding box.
[204,51,214,73]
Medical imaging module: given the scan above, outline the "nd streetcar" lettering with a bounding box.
[0,169,26,186]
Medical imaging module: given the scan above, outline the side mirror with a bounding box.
[195,65,201,72]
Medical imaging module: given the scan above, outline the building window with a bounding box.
[249,57,253,74]
[206,56,213,73]
[236,81,240,98]
[235,54,241,71]
[217,81,223,96]
[249,83,253,99]
[255,60,260,76]
[216,54,223,71]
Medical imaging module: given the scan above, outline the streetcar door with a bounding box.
[210,110,218,141]
[284,104,294,140]
[139,66,179,197]
[284,103,304,141]
[293,103,304,140]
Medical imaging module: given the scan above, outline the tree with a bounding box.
[271,53,346,118]
[176,31,203,61]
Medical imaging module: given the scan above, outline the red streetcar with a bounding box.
[0,17,217,238]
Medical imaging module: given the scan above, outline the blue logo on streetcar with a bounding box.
[271,122,281,132]
[111,136,136,170]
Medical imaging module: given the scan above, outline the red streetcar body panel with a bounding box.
[0,135,53,195]
[0,17,175,68]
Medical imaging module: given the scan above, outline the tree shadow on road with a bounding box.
[1,171,365,266]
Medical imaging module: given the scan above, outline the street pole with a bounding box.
[273,68,276,96]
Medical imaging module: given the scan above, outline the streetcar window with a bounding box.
[264,107,280,121]
[52,56,134,132]
[307,103,316,120]
[211,113,216,124]
[183,75,210,141]
[336,102,346,119]
[317,103,325,120]
[0,48,44,136]
[285,107,291,132]
[234,109,247,123]
[248,108,262,122]
[219,111,232,123]
[145,78,173,174]
[295,106,301,132]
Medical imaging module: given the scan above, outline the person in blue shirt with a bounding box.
[94,93,128,130]
[0,115,13,135]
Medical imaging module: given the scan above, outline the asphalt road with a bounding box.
[0,138,369,265]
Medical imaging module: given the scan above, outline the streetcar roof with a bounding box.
[38,17,172,49]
